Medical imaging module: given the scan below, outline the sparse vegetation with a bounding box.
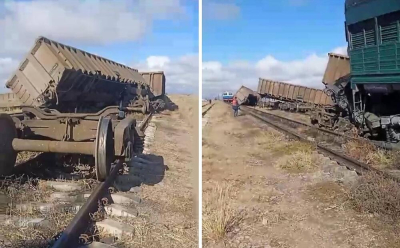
[0,207,75,248]
[271,140,315,155]
[275,150,319,173]
[202,184,243,243]
[350,172,400,222]
[307,181,349,204]
[343,140,395,169]
[273,141,318,173]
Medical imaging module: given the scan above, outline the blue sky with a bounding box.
[0,0,199,94]
[202,0,349,98]
[203,0,347,63]
[79,1,199,64]
[1,0,199,64]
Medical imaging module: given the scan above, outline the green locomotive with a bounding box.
[328,0,400,144]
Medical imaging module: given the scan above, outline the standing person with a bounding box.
[232,96,239,117]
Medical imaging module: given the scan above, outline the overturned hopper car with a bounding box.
[322,53,350,86]
[0,93,21,113]
[235,86,259,106]
[257,78,333,112]
[0,37,166,181]
[6,36,162,114]
[140,71,166,97]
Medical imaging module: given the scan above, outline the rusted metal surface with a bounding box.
[114,117,136,157]
[322,53,350,86]
[257,78,333,106]
[52,160,123,248]
[235,85,259,106]
[140,71,166,97]
[6,36,148,108]
[12,139,94,155]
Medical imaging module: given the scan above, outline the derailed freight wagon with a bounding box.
[235,85,259,106]
[322,53,350,86]
[0,93,21,113]
[6,37,165,114]
[140,71,165,97]
[0,36,166,180]
[257,78,333,112]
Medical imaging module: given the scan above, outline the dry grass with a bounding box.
[253,131,286,149]
[0,207,75,248]
[343,140,395,169]
[275,151,318,173]
[202,184,243,243]
[350,172,400,222]
[0,178,78,247]
[1,178,52,208]
[98,215,197,248]
[272,141,315,155]
[273,141,318,173]
[307,181,349,205]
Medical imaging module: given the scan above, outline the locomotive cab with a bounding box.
[344,0,400,142]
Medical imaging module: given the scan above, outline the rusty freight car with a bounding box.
[257,78,333,112]
[322,53,350,86]
[140,71,166,97]
[235,85,259,106]
[0,37,165,180]
[5,36,159,114]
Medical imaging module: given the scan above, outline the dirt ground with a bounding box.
[131,94,198,248]
[202,101,400,248]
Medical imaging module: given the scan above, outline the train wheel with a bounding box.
[0,114,17,176]
[95,117,114,181]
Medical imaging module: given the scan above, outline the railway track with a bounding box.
[52,112,154,247]
[241,105,400,182]
[0,113,154,247]
[202,103,215,117]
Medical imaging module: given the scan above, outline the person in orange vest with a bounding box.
[232,96,239,117]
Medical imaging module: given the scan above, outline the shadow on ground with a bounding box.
[114,154,168,192]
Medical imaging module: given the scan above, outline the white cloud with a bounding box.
[332,46,348,56]
[202,46,347,99]
[134,54,199,95]
[203,1,240,20]
[0,0,186,56]
[0,0,192,94]
[0,58,18,93]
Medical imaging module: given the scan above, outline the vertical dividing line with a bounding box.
[198,0,203,247]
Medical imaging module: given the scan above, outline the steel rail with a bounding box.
[244,106,359,141]
[52,160,123,248]
[202,103,215,117]
[245,106,400,151]
[243,107,399,181]
[53,113,153,247]
[139,112,153,132]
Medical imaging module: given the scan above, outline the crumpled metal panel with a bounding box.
[323,53,350,86]
[6,36,147,107]
[235,85,259,105]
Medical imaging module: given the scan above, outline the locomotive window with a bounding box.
[348,19,376,49]
[378,10,400,44]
